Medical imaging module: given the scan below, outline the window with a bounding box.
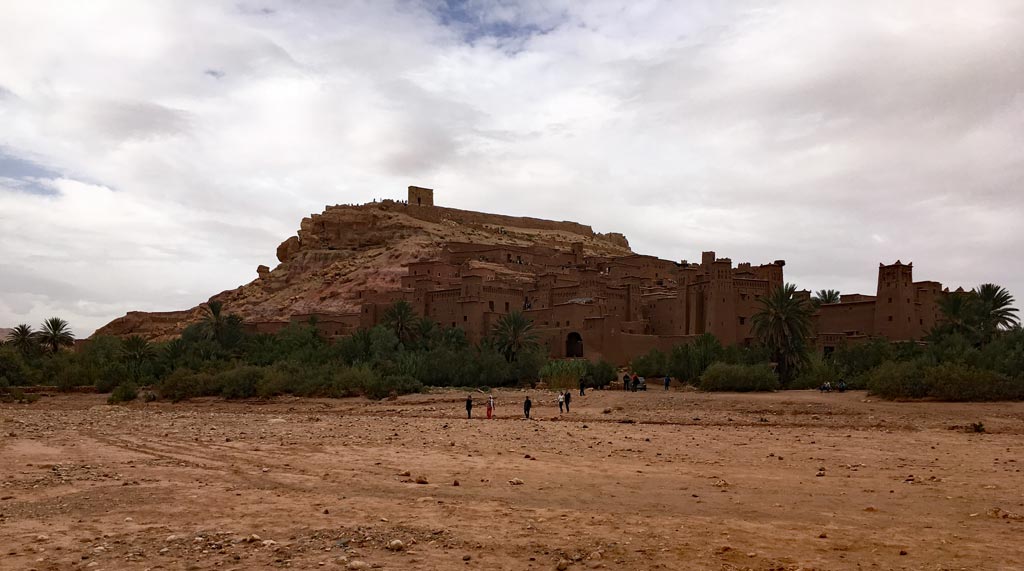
[463,315,467,322]
[887,316,893,322]
[739,317,746,325]
[489,301,494,311]
[888,297,893,303]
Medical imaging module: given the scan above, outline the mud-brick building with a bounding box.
[812,261,948,355]
[360,236,786,365]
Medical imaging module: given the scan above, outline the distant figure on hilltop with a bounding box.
[466,395,473,418]
[524,396,532,419]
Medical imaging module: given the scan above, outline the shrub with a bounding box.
[156,369,220,402]
[866,361,927,399]
[365,375,423,400]
[216,366,264,399]
[108,382,138,404]
[586,360,617,388]
[631,349,667,377]
[922,363,1023,401]
[539,359,588,389]
[699,363,779,392]
[790,355,841,390]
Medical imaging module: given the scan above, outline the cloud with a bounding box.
[0,0,1021,336]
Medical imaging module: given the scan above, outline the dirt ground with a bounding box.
[2,388,1023,571]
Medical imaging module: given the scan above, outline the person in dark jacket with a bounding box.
[564,390,572,413]
[623,373,630,391]
[664,375,671,390]
[465,395,473,419]
[579,377,586,396]
[524,396,532,419]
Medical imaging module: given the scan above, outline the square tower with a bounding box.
[408,186,434,207]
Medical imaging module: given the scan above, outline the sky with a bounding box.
[1,0,1022,337]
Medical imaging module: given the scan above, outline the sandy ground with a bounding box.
[2,388,1023,571]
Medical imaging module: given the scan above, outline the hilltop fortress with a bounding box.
[97,186,960,364]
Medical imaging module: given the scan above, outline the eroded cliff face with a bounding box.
[94,200,632,341]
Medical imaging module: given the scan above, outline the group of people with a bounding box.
[464,370,675,420]
[818,379,848,393]
[464,389,578,420]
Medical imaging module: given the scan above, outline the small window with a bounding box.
[887,316,893,322]
[463,315,467,322]
[505,302,510,312]
[888,297,893,303]
[488,301,494,311]
[739,317,746,325]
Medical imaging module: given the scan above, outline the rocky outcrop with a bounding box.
[94,200,633,341]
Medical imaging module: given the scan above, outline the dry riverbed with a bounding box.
[2,389,1023,570]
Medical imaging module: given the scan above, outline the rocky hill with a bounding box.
[94,199,632,341]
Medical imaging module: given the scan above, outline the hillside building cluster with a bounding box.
[272,187,958,365]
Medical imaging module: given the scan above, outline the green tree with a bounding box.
[37,317,75,354]
[381,300,418,346]
[491,311,539,363]
[974,283,1019,343]
[934,291,979,341]
[121,335,156,381]
[5,324,39,357]
[811,289,841,307]
[752,283,813,384]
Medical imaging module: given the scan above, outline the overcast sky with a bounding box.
[1,1,1022,337]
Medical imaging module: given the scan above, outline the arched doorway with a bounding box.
[566,332,584,358]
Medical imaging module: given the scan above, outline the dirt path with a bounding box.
[2,389,1023,570]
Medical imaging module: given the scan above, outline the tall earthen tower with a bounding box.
[874,261,915,339]
[408,186,434,207]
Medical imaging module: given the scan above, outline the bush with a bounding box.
[365,375,423,400]
[866,361,928,399]
[790,355,841,390]
[699,363,779,392]
[586,360,617,388]
[631,349,667,377]
[216,366,265,399]
[156,369,220,402]
[539,359,588,389]
[108,382,138,404]
[922,363,1023,402]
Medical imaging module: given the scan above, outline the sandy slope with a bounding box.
[2,389,1023,570]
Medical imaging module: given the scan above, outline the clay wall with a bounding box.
[814,301,877,336]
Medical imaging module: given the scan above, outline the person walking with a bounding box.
[524,396,532,419]
[564,390,572,413]
[579,376,586,396]
[622,373,630,391]
[631,373,639,392]
[664,375,671,391]
[486,394,495,419]
[465,395,473,419]
[558,392,565,413]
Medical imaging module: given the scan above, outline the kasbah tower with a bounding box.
[341,186,961,366]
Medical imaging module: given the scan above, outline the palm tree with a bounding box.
[751,284,813,384]
[812,289,841,307]
[121,335,155,380]
[936,291,979,339]
[414,317,438,350]
[37,317,75,354]
[491,311,540,362]
[381,300,417,346]
[202,300,226,342]
[5,324,39,356]
[974,283,1019,342]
